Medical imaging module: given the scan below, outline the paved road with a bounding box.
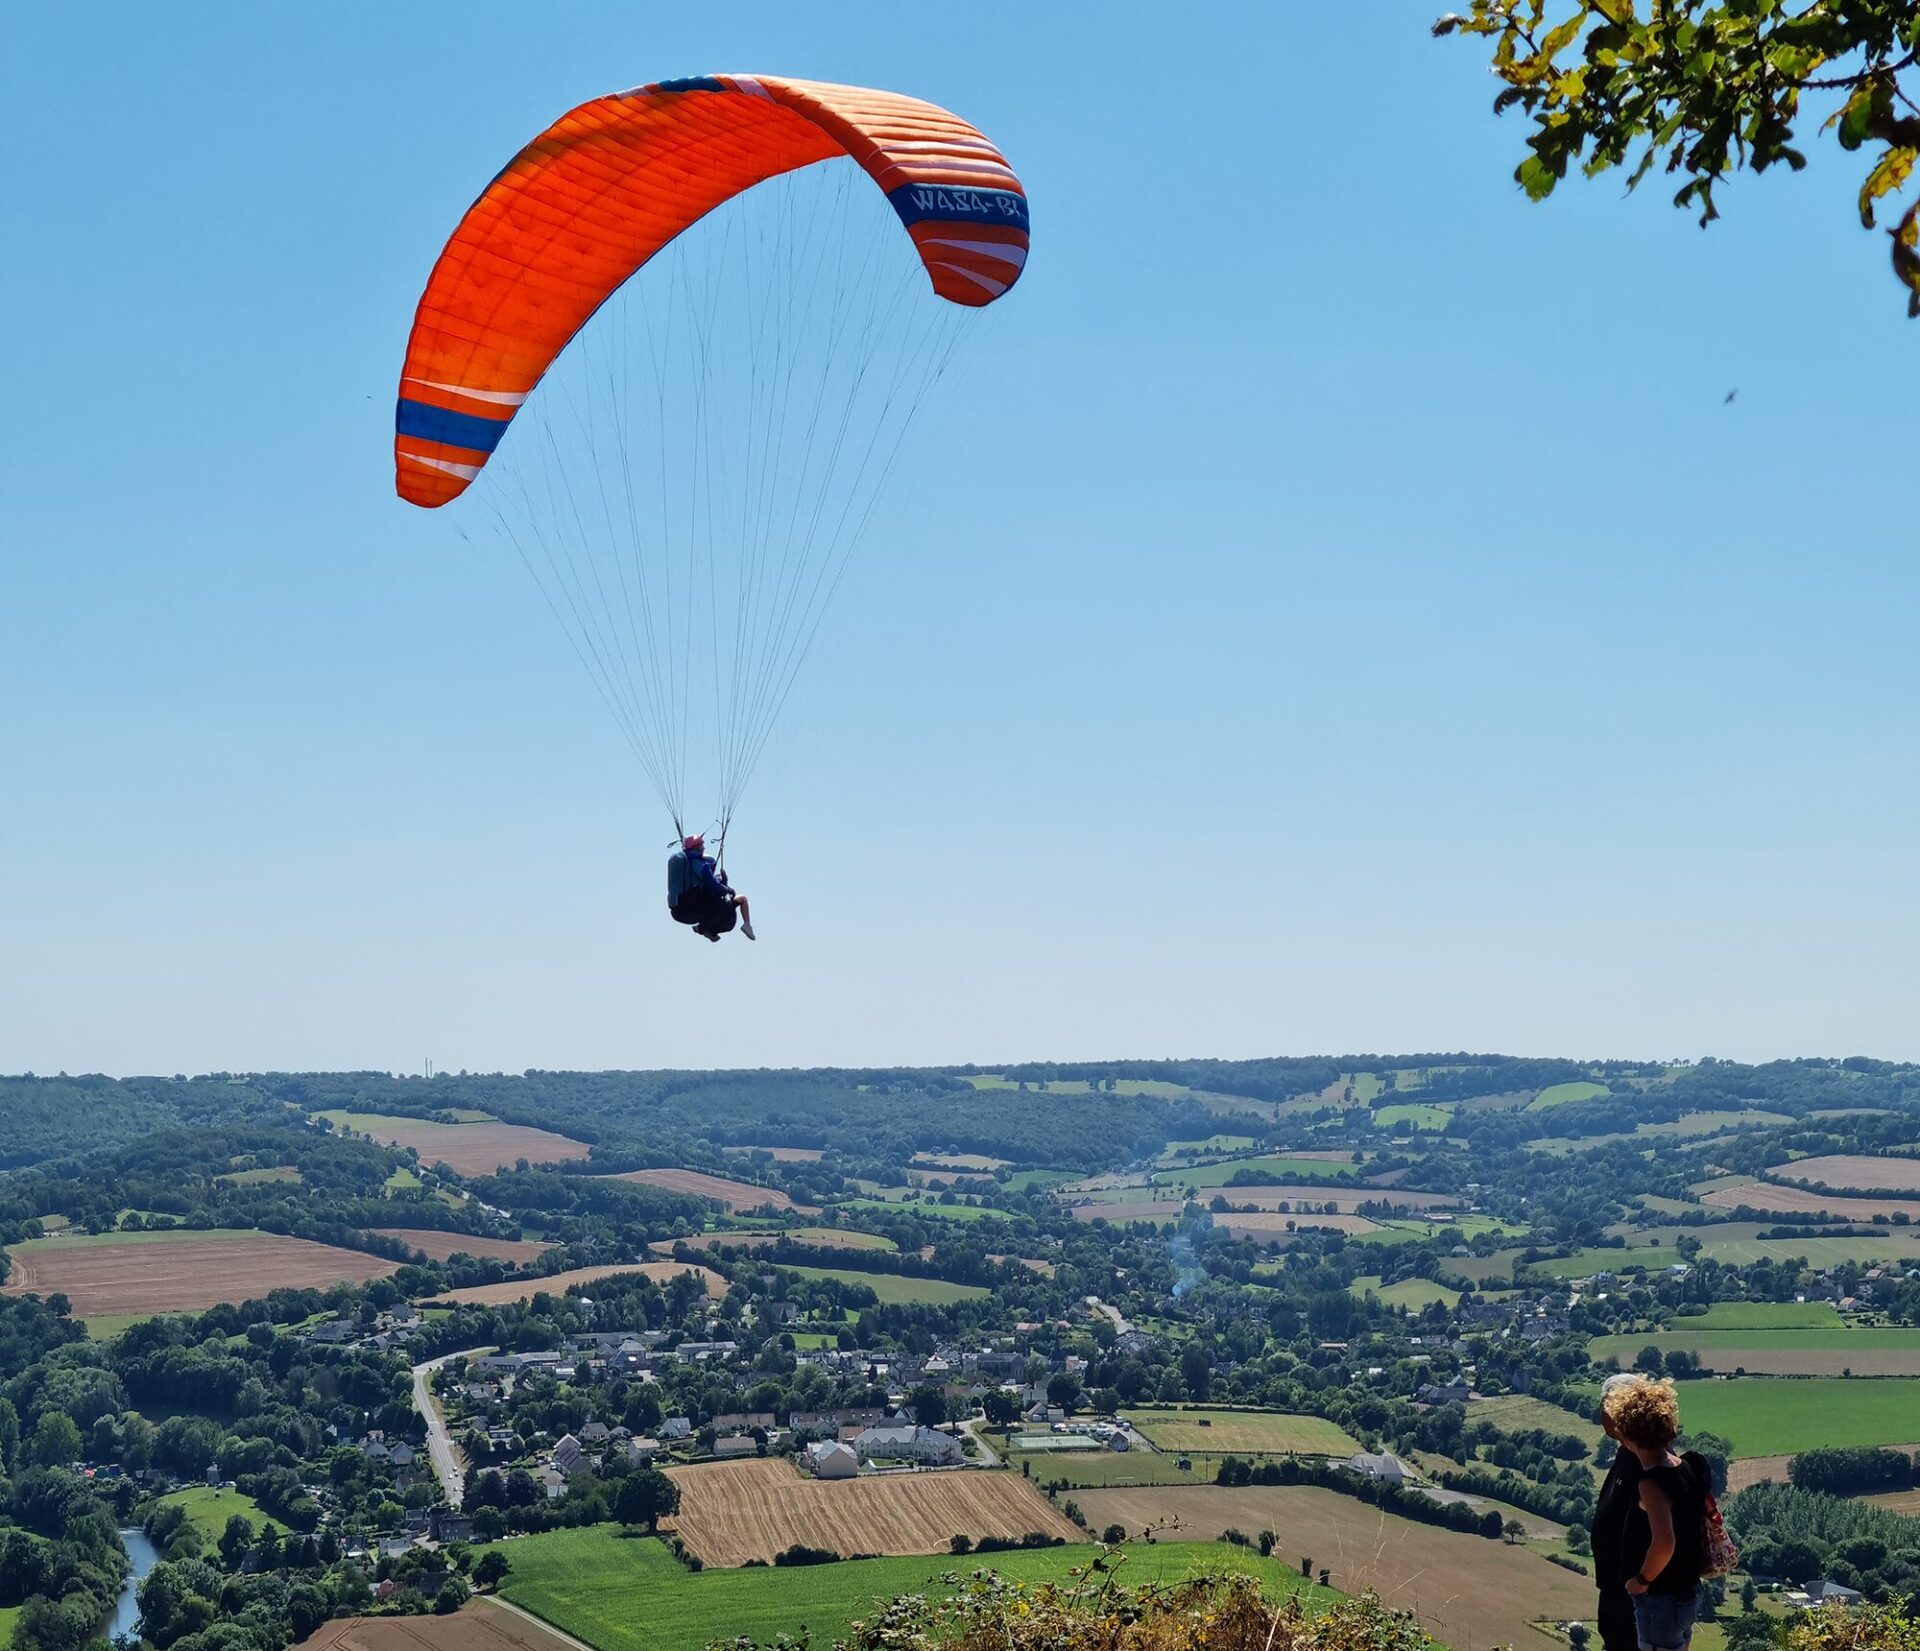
[412,1350,487,1509]
[1085,1295,1133,1335]
[957,1415,1001,1467]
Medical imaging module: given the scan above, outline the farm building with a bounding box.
[806,1441,858,1479]
[1345,1451,1410,1485]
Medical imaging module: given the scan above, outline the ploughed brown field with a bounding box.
[604,1168,810,1214]
[1698,1180,1920,1222]
[1074,1484,1593,1651]
[302,1600,573,1651]
[425,1261,725,1307]
[1767,1154,1920,1193]
[722,1145,826,1162]
[1,1230,397,1321]
[369,1228,551,1265]
[354,1118,591,1178]
[663,1457,1078,1567]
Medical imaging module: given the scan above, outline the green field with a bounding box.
[0,1604,18,1649]
[779,1265,990,1306]
[1003,1168,1079,1193]
[1437,1249,1523,1285]
[1350,1275,1460,1310]
[1153,1156,1355,1189]
[217,1166,302,1185]
[159,1485,265,1538]
[1126,1407,1360,1456]
[1027,1450,1218,1488]
[1588,1327,1920,1375]
[1373,1104,1450,1130]
[1468,1395,1604,1448]
[1525,1246,1682,1279]
[1675,1302,1845,1330]
[960,1076,1193,1098]
[1348,1215,1522,1247]
[1527,1082,1609,1110]
[385,1166,423,1191]
[492,1527,1325,1651]
[1634,1378,1920,1456]
[832,1197,1002,1225]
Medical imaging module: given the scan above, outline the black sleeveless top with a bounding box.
[1620,1453,1708,1596]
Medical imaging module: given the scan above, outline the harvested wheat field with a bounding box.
[605,1168,809,1214]
[1075,1484,1592,1650]
[2,1229,397,1322]
[1070,1201,1183,1225]
[315,1110,591,1177]
[1770,1155,1920,1193]
[302,1599,574,1651]
[650,1228,895,1257]
[1218,1213,1384,1241]
[1697,1180,1920,1222]
[369,1228,551,1265]
[663,1457,1077,1566]
[426,1261,725,1307]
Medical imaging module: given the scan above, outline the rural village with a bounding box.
[3,1059,1920,1651]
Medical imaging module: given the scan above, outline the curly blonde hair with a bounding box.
[1602,1374,1681,1450]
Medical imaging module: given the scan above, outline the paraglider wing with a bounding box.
[395,74,1029,507]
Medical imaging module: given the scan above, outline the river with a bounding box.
[106,1528,160,1643]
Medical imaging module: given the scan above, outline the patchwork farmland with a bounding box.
[662,1456,1076,1565]
[302,1600,578,1651]
[1,1229,398,1325]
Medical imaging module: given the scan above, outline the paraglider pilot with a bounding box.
[667,835,755,943]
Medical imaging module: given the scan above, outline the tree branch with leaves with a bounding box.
[1435,0,1920,311]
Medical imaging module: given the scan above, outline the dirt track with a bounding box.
[664,1457,1078,1566]
[2,1230,397,1320]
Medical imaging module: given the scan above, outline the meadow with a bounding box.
[834,1196,1003,1224]
[1153,1156,1357,1190]
[1125,1408,1360,1456]
[1349,1275,1460,1310]
[1675,1301,1845,1329]
[1587,1327,1920,1376]
[1525,1081,1609,1110]
[1373,1104,1450,1130]
[491,1527,1323,1651]
[159,1485,265,1538]
[779,1265,991,1305]
[1466,1395,1603,1448]
[1642,1378,1920,1455]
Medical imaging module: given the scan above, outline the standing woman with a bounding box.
[1591,1372,1646,1651]
[1604,1376,1710,1651]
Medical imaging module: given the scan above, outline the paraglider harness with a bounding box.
[668,829,737,939]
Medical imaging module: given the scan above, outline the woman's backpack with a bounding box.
[1682,1451,1739,1579]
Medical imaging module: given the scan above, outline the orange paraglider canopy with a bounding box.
[396,73,1029,507]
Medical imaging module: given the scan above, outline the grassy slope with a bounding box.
[1349,1276,1461,1310]
[492,1528,1326,1651]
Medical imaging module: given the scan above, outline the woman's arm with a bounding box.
[1628,1477,1675,1593]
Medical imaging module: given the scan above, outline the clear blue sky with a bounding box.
[3,5,1915,1077]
